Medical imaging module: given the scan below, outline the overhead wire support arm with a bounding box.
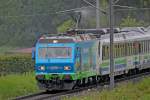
[82,0,107,14]
[55,6,92,14]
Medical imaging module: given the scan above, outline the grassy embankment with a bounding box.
[0,73,39,100]
[64,77,150,100]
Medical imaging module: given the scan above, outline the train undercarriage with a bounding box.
[36,67,150,91]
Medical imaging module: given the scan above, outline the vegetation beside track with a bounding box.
[64,77,150,100]
[0,73,39,100]
[0,54,34,76]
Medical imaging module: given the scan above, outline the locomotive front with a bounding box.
[33,36,76,91]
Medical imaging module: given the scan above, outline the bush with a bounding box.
[0,54,34,76]
[120,16,145,27]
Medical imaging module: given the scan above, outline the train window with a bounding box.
[148,40,150,53]
[143,41,145,53]
[119,44,121,57]
[145,40,147,53]
[118,44,120,57]
[127,43,130,56]
[105,46,109,60]
[98,42,100,56]
[128,43,133,56]
[142,41,145,53]
[38,48,47,58]
[114,45,116,58]
[139,42,142,54]
[123,44,126,56]
[117,44,119,57]
[146,40,149,53]
[115,44,118,57]
[144,41,146,53]
[102,46,105,60]
[120,44,122,57]
[128,43,130,56]
[131,43,133,56]
[102,45,110,60]
[142,41,144,53]
[133,42,138,55]
[107,46,109,59]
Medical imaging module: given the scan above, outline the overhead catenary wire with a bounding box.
[114,4,136,9]
[114,0,120,4]
[0,6,93,18]
[82,0,107,14]
[0,2,150,18]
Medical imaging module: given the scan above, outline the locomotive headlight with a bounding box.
[64,66,71,70]
[39,66,45,71]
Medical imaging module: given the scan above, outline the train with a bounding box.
[32,27,150,91]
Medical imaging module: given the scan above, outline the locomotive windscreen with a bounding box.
[38,47,72,58]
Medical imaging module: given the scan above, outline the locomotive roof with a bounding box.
[38,34,96,43]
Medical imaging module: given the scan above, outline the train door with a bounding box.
[96,41,101,74]
[126,43,134,70]
[75,47,82,71]
[133,42,140,68]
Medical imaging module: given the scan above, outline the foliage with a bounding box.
[0,0,82,47]
[57,19,75,32]
[120,16,145,27]
[0,73,39,100]
[0,54,34,76]
[63,77,150,100]
[0,0,149,48]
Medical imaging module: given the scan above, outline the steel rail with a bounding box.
[14,69,150,100]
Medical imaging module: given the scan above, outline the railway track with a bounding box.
[14,69,150,100]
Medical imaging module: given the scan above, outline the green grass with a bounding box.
[64,77,150,100]
[0,73,39,100]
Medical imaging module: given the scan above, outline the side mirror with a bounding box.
[32,48,35,60]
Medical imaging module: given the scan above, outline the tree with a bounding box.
[120,16,145,27]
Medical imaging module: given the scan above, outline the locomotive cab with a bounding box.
[35,44,75,74]
[34,36,76,90]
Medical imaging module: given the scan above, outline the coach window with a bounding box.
[116,44,119,57]
[139,42,142,54]
[145,40,147,53]
[129,43,131,56]
[148,40,150,53]
[102,46,105,60]
[143,41,145,53]
[120,44,122,57]
[121,44,124,57]
[106,45,109,60]
[144,40,146,53]
[98,42,100,57]
[118,44,120,57]
[131,43,133,56]
[114,45,116,58]
[146,40,148,53]
[123,44,126,56]
[130,43,133,56]
[128,43,130,56]
[142,41,144,54]
[127,43,130,56]
[126,43,129,56]
[147,40,149,53]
